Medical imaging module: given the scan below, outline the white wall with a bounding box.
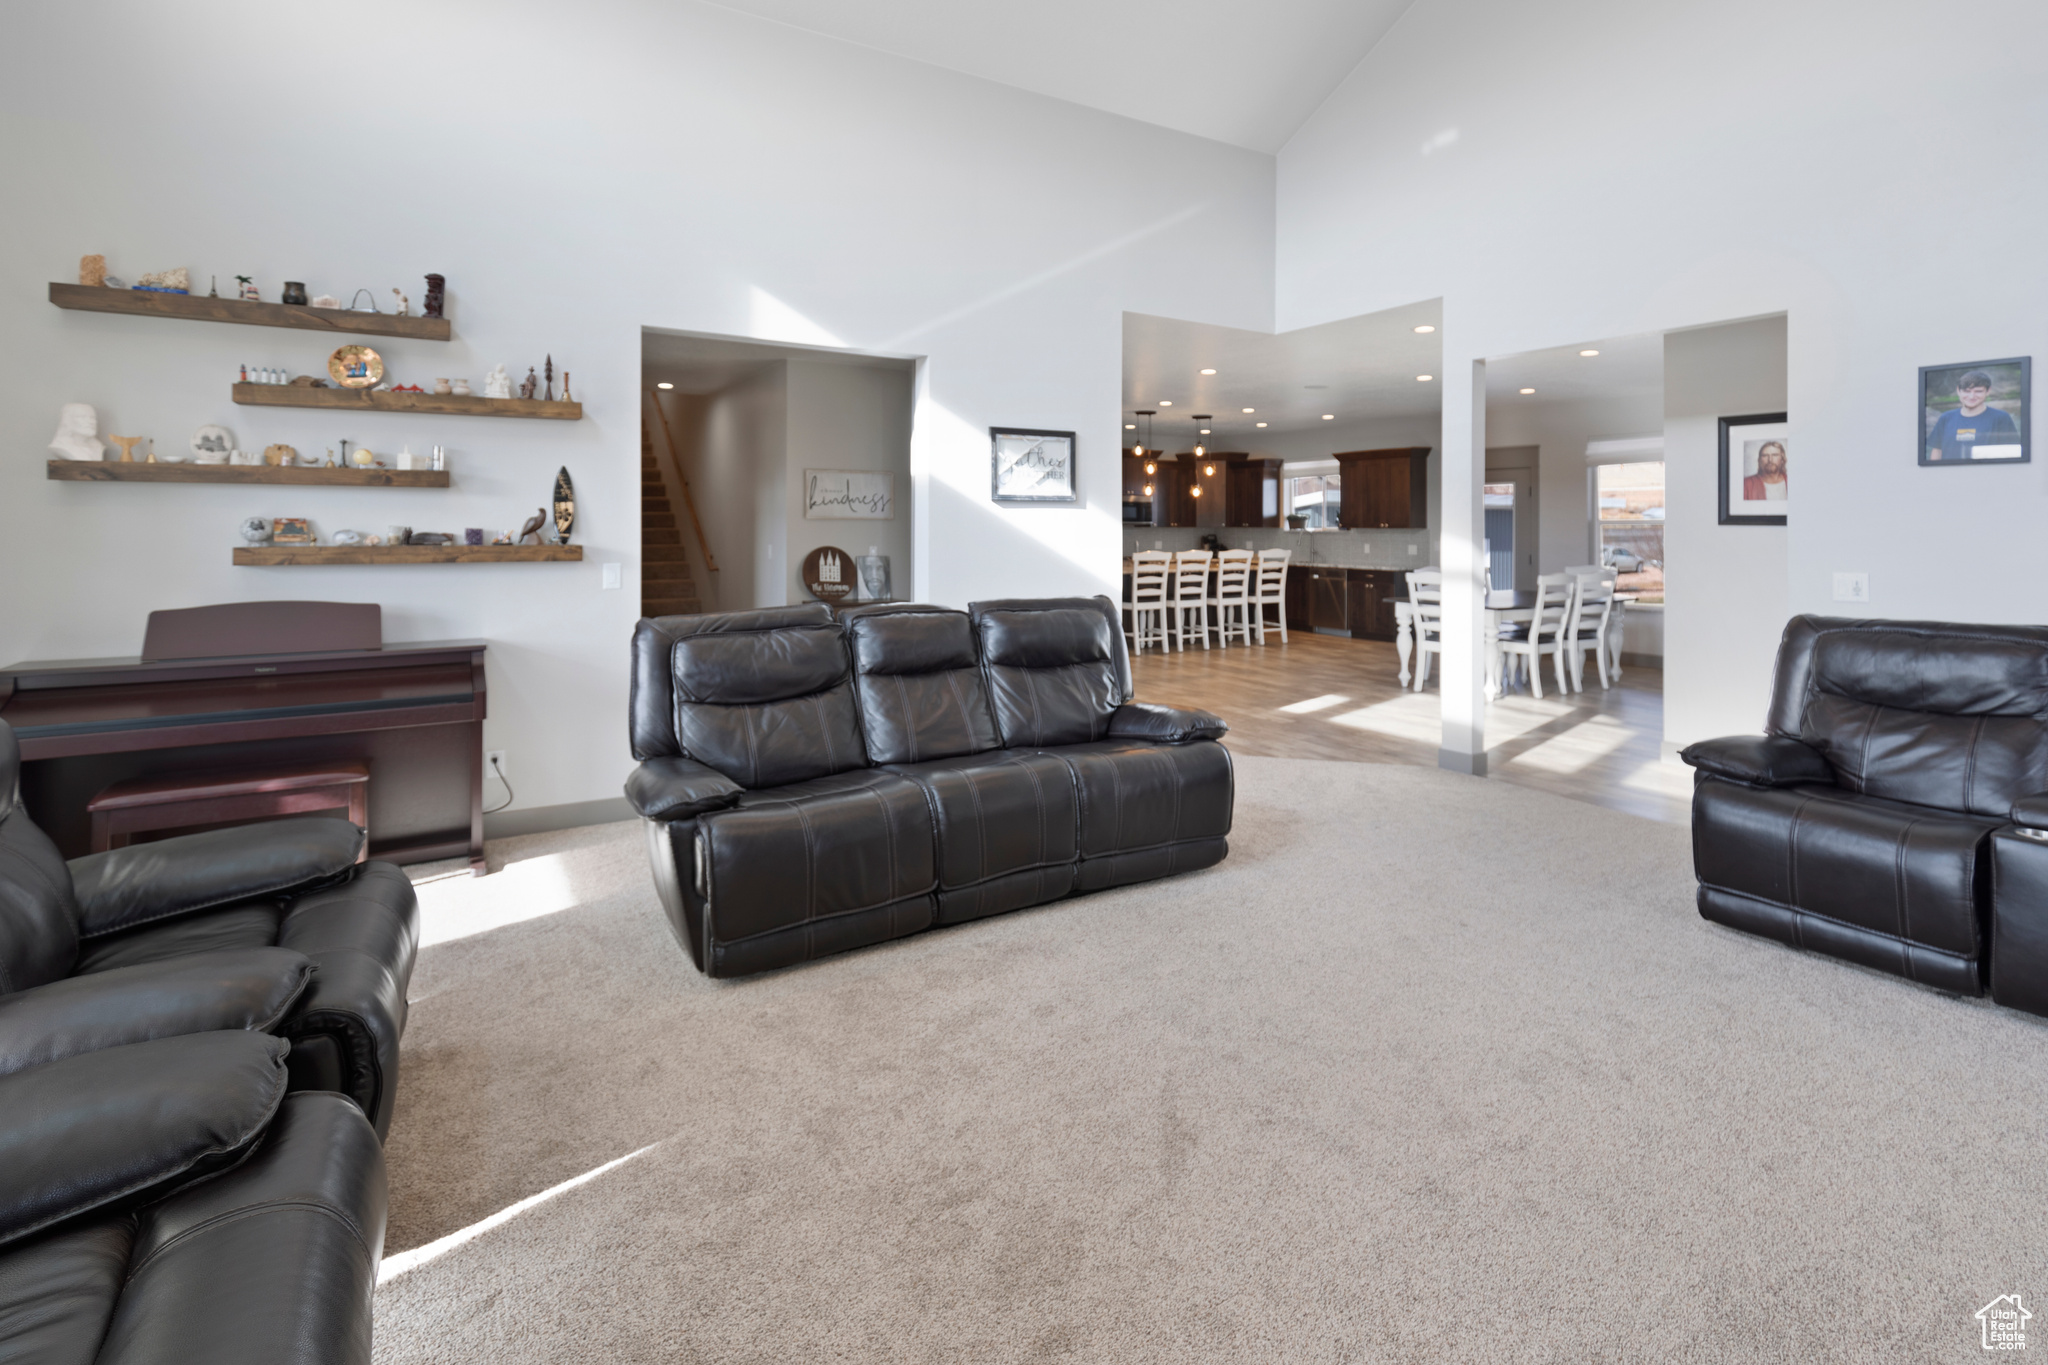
[1277,0,2048,715]
[784,360,914,604]
[1664,317,1789,746]
[1484,394,1665,576]
[0,0,1273,819]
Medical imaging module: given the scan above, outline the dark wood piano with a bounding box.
[1,601,486,873]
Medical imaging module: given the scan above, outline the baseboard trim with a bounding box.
[1621,652,1662,669]
[484,796,635,840]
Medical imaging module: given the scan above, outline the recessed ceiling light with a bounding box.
[1159,400,1173,406]
[1416,374,1434,382]
[1241,407,1255,413]
[1256,422,1268,428]
[1200,368,1217,375]
[1322,414,1335,420]
[1580,349,1600,357]
[1414,325,1436,334]
[1520,387,1535,395]
[1125,424,1136,429]
[656,381,674,390]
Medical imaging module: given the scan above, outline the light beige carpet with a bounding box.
[374,757,2048,1364]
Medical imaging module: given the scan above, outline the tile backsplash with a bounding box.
[1123,526,1439,570]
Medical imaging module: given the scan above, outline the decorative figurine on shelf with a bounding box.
[392,287,410,317]
[422,273,445,318]
[262,443,296,467]
[516,509,547,545]
[452,378,472,397]
[351,446,377,468]
[79,255,106,287]
[561,370,571,402]
[103,275,129,289]
[136,268,189,293]
[48,404,106,461]
[209,276,219,297]
[282,282,308,305]
[433,378,452,396]
[311,293,339,308]
[107,435,142,464]
[411,532,455,546]
[365,534,384,546]
[328,344,384,389]
[348,289,379,313]
[388,526,412,545]
[464,528,484,546]
[543,355,555,403]
[491,531,511,545]
[230,448,262,466]
[519,367,538,401]
[331,529,366,546]
[552,466,576,544]
[240,517,272,545]
[236,276,258,302]
[484,364,512,399]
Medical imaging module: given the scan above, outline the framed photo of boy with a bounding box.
[1718,412,1789,526]
[1920,357,2029,466]
[990,427,1077,503]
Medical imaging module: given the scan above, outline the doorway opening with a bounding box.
[640,329,916,615]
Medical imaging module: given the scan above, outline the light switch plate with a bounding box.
[1832,572,1869,603]
[601,562,621,590]
[1407,544,1418,555]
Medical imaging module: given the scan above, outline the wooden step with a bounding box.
[643,526,680,546]
[643,569,694,588]
[644,543,688,562]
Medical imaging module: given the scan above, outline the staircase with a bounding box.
[641,425,701,618]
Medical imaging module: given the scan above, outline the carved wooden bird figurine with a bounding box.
[517,509,548,545]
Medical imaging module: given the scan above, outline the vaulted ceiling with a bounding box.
[699,0,1417,152]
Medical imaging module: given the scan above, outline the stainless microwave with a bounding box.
[1122,499,1153,525]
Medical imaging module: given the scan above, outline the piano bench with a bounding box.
[88,761,370,857]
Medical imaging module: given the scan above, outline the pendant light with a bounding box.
[1133,409,1155,462]
[1194,415,1217,475]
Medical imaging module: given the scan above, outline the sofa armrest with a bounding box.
[0,1032,289,1250]
[276,862,419,1141]
[2010,795,2048,830]
[95,1092,386,1365]
[68,818,364,940]
[0,948,313,1078]
[626,756,745,820]
[1678,735,1833,787]
[1107,702,1229,744]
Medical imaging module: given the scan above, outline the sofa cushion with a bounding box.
[1034,739,1235,861]
[696,770,937,972]
[844,605,1000,764]
[630,606,836,758]
[72,904,282,976]
[970,597,1130,748]
[885,751,1078,891]
[68,818,363,941]
[1693,776,1996,964]
[0,1216,132,1365]
[654,610,868,788]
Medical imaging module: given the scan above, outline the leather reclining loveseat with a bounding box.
[1682,615,2048,1016]
[0,717,417,1361]
[627,596,1234,977]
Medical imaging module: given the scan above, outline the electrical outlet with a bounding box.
[1832,572,1870,604]
[1407,544,1419,555]
[487,750,508,780]
[601,562,621,590]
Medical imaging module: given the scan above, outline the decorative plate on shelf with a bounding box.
[189,424,234,464]
[328,344,384,389]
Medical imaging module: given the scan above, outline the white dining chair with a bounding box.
[1494,573,1573,698]
[1128,551,1171,653]
[1560,569,1616,691]
[1252,548,1290,643]
[1209,549,1256,648]
[1406,568,1444,690]
[1169,550,1212,651]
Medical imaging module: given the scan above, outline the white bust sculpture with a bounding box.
[484,364,512,399]
[49,403,105,461]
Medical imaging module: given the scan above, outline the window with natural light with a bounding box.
[1287,474,1341,528]
[1595,462,1664,602]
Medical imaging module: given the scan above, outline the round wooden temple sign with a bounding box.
[802,546,856,601]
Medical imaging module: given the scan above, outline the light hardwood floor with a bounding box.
[1130,627,1692,825]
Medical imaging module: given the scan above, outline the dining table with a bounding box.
[1393,589,1632,699]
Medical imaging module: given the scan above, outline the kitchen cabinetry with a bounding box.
[1286,564,1406,641]
[1222,457,1282,528]
[1334,448,1430,530]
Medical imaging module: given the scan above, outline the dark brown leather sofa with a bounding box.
[628,596,1234,977]
[1682,615,2048,1016]
[0,717,413,1362]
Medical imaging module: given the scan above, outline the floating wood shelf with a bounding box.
[49,283,452,340]
[48,460,449,488]
[234,544,582,566]
[230,383,580,420]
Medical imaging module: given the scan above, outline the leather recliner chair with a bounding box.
[627,596,1233,977]
[1682,615,2048,1013]
[0,719,418,1137]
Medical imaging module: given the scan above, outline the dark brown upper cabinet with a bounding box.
[1334,447,1430,530]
